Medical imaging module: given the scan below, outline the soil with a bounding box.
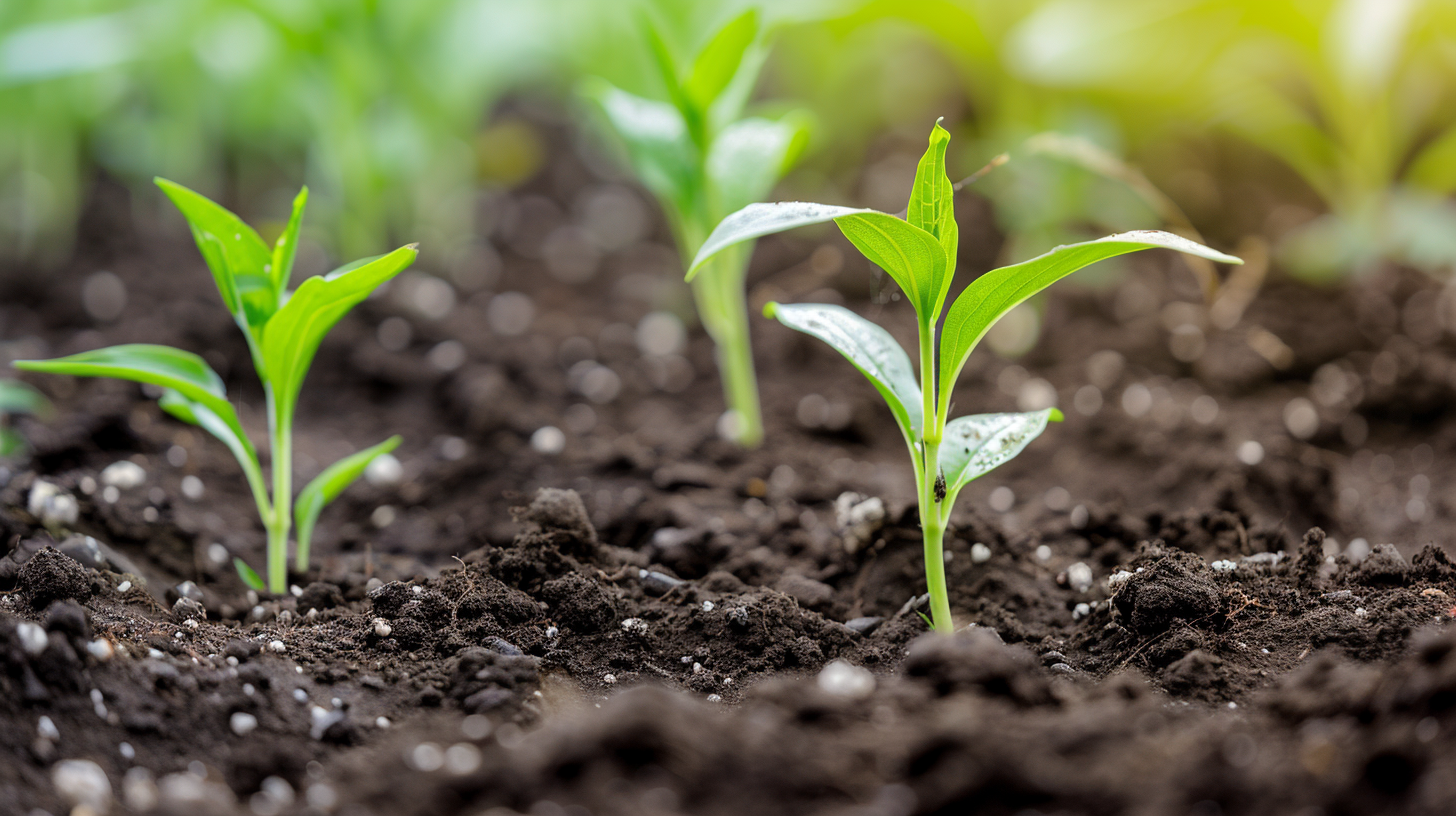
[6,113,1456,815]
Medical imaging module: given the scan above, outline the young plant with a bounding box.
[689,122,1241,634]
[582,9,810,447]
[14,180,411,594]
[0,379,50,457]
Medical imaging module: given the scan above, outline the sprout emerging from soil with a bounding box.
[690,121,1242,633]
[15,180,411,593]
[582,9,810,447]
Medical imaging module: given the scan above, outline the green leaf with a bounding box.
[271,186,308,293]
[294,435,402,566]
[937,231,1241,410]
[0,379,49,417]
[706,113,811,215]
[14,344,249,448]
[764,302,922,446]
[835,211,947,324]
[581,78,699,216]
[939,409,1063,499]
[0,427,26,457]
[158,389,261,480]
[906,120,958,314]
[234,558,267,592]
[261,245,417,422]
[155,178,277,340]
[683,9,759,115]
[688,201,875,280]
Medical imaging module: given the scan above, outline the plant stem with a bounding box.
[917,319,953,633]
[265,386,293,594]
[689,247,763,447]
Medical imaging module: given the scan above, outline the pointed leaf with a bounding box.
[155,178,277,338]
[688,201,875,280]
[940,409,1063,496]
[683,9,759,115]
[294,435,402,564]
[835,211,947,323]
[765,302,921,445]
[581,79,698,215]
[706,113,810,215]
[262,245,417,420]
[14,344,249,447]
[271,186,308,293]
[906,120,958,314]
[234,558,266,592]
[938,231,1241,409]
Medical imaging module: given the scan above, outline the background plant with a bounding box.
[0,379,49,458]
[14,179,409,593]
[690,122,1240,633]
[581,8,810,446]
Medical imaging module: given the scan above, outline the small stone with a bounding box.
[230,712,259,736]
[638,569,683,595]
[1072,602,1092,620]
[28,481,79,527]
[376,717,391,729]
[181,475,205,500]
[845,616,884,635]
[970,543,992,563]
[818,660,875,699]
[1211,559,1238,573]
[87,639,115,661]
[116,581,132,594]
[603,673,617,685]
[16,621,48,655]
[707,693,723,703]
[372,619,392,638]
[53,759,113,812]
[364,453,404,487]
[1107,570,1134,590]
[620,617,648,636]
[1065,562,1094,593]
[100,460,147,489]
[38,715,60,740]
[268,640,286,653]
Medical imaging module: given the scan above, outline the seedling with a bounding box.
[583,9,810,447]
[15,180,411,594]
[0,379,50,457]
[690,122,1241,633]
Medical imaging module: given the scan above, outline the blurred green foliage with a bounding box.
[3,0,1455,279]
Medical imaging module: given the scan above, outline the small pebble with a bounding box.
[1211,559,1238,573]
[181,475,204,500]
[1107,570,1134,590]
[373,619,392,638]
[1072,602,1092,620]
[52,759,113,812]
[116,581,132,594]
[376,717,391,729]
[38,715,60,740]
[230,712,258,736]
[293,689,308,703]
[1035,545,1052,561]
[364,453,403,488]
[17,621,48,655]
[970,543,992,563]
[119,742,135,760]
[603,673,617,685]
[701,601,714,612]
[817,659,875,699]
[706,694,723,703]
[620,618,648,635]
[445,743,482,775]
[845,616,884,635]
[100,460,147,489]
[269,640,287,653]
[1065,562,1093,593]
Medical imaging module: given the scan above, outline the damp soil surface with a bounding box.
[8,126,1456,815]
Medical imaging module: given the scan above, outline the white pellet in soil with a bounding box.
[365,453,403,487]
[461,714,493,741]
[408,743,445,772]
[52,758,113,812]
[38,715,60,740]
[181,475,204,500]
[445,743,483,775]
[268,640,286,653]
[1036,545,1052,561]
[1237,440,1264,466]
[230,712,258,736]
[1072,603,1092,620]
[971,543,992,563]
[1212,560,1238,573]
[17,621,48,656]
[531,425,566,455]
[989,486,1015,513]
[376,717,391,729]
[1065,562,1094,593]
[100,460,146,489]
[817,659,875,700]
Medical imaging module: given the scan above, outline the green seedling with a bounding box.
[583,8,810,447]
[690,122,1241,634]
[15,179,411,594]
[0,379,50,457]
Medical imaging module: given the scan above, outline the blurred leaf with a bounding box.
[270,186,308,292]
[234,558,266,592]
[0,379,48,417]
[706,113,811,215]
[764,301,921,445]
[689,201,874,279]
[683,9,759,115]
[581,78,698,216]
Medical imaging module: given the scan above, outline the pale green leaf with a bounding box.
[683,9,759,115]
[906,120,958,313]
[940,409,1063,496]
[764,302,921,445]
[688,201,874,280]
[581,78,698,215]
[938,231,1241,410]
[706,113,810,215]
[0,379,49,416]
[261,245,417,421]
[294,435,402,566]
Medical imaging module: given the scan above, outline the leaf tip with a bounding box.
[762,301,780,319]
[1049,408,1065,423]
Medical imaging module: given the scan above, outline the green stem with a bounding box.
[265,386,293,594]
[917,318,953,633]
[689,247,763,447]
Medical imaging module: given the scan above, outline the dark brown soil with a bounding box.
[6,115,1456,815]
